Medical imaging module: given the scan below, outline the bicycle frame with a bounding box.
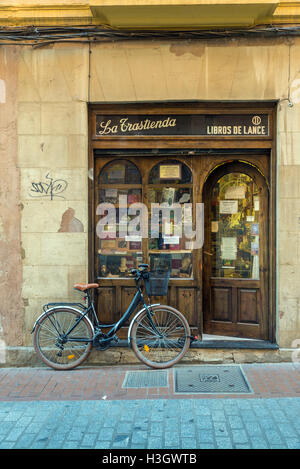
[31,268,166,349]
[55,277,161,344]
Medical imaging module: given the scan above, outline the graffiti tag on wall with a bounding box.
[29,173,68,200]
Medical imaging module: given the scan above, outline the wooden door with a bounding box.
[203,161,269,339]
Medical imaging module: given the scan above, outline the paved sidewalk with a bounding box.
[0,363,300,401]
[0,363,300,449]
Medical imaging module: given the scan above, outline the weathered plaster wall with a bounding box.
[89,37,289,101]
[17,43,90,345]
[278,39,300,347]
[15,36,300,350]
[0,47,24,347]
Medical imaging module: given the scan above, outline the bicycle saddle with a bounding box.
[74,283,99,292]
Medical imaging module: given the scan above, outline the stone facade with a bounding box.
[1,34,300,364]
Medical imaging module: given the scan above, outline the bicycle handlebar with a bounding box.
[129,264,149,279]
[138,264,149,271]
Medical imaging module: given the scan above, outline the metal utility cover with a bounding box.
[122,370,169,388]
[174,365,253,394]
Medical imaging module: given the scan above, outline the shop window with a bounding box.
[148,160,193,279]
[97,158,194,279]
[210,172,260,279]
[97,160,143,278]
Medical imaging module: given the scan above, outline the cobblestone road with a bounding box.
[1,397,300,449]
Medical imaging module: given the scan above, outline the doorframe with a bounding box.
[88,101,278,344]
[202,158,271,341]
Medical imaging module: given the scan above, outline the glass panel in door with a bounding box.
[210,173,260,280]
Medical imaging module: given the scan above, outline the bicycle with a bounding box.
[32,264,196,370]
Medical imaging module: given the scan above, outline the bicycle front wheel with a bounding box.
[33,308,93,370]
[130,305,191,369]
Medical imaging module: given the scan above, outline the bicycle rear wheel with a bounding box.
[130,305,190,369]
[33,308,93,370]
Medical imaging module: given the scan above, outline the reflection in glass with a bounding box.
[211,173,260,279]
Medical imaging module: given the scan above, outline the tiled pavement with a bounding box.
[0,363,300,449]
[0,363,300,401]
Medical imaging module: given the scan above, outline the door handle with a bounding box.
[204,251,213,256]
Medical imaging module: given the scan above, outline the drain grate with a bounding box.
[174,365,252,394]
[122,370,169,388]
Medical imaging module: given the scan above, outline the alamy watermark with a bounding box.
[95,196,204,249]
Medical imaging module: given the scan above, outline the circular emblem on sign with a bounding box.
[252,115,261,125]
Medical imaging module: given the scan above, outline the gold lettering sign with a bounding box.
[160,164,181,180]
[95,114,270,138]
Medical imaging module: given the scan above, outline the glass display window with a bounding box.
[97,160,143,278]
[96,158,195,279]
[210,172,260,279]
[147,160,194,279]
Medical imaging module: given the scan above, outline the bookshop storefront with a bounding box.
[89,102,276,343]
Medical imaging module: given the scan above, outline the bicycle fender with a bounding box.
[127,304,160,346]
[31,306,95,335]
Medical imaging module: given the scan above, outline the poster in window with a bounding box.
[219,200,238,214]
[160,164,181,180]
[162,187,175,205]
[224,186,245,199]
[221,237,237,260]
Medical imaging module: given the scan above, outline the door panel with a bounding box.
[211,287,232,322]
[203,161,269,340]
[97,287,116,324]
[121,287,137,317]
[237,288,259,324]
[177,287,196,323]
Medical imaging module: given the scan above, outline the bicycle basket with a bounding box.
[144,270,170,296]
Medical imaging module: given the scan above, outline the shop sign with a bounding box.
[95,114,269,137]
